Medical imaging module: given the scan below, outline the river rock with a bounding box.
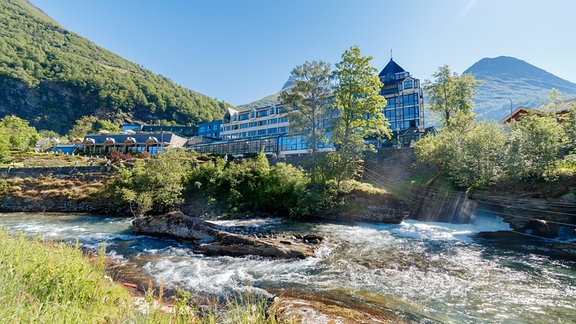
[132,211,316,259]
[313,189,408,224]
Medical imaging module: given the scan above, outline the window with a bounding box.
[404,79,413,89]
[258,129,266,135]
[250,110,256,119]
[258,120,267,126]
[279,126,287,133]
[240,123,248,129]
[269,118,277,124]
[249,122,257,128]
[257,110,268,118]
[279,117,288,123]
[270,107,276,114]
[268,127,277,134]
[248,130,257,136]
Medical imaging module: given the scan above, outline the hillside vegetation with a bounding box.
[0,0,228,134]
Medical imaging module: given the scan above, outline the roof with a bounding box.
[499,98,576,124]
[82,132,187,147]
[379,59,405,78]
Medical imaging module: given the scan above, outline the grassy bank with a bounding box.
[0,227,284,323]
[0,227,138,322]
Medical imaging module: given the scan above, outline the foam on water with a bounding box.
[0,212,574,322]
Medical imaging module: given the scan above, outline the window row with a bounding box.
[223,126,288,139]
[230,106,286,122]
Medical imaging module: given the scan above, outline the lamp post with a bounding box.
[496,97,513,123]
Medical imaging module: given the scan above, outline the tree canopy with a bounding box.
[424,65,481,128]
[68,116,120,138]
[330,45,390,184]
[279,60,333,155]
[0,115,39,152]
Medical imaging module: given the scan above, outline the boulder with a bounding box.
[313,190,408,224]
[132,211,317,259]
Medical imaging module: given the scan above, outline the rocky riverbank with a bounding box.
[469,186,576,238]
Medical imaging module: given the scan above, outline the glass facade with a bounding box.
[379,60,424,136]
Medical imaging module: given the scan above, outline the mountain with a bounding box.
[464,56,576,121]
[0,0,228,134]
[238,77,294,110]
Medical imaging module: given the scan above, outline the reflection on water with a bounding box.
[0,212,575,322]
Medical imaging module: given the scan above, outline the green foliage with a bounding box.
[0,0,227,134]
[424,65,481,128]
[279,61,333,155]
[507,112,567,181]
[112,150,190,216]
[68,115,120,138]
[416,120,507,188]
[416,85,575,187]
[187,153,311,217]
[330,45,390,185]
[0,115,39,151]
[0,228,134,322]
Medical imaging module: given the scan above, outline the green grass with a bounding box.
[0,227,135,322]
[0,151,103,168]
[0,227,288,323]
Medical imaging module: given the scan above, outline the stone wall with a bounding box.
[0,166,113,180]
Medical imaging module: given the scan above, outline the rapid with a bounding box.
[0,209,575,322]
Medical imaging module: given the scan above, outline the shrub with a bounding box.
[186,152,311,217]
[111,149,190,216]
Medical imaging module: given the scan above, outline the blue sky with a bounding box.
[29,0,576,106]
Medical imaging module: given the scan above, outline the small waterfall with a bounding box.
[409,185,477,224]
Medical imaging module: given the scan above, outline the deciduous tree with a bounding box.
[0,115,39,151]
[506,113,566,181]
[68,116,120,138]
[279,60,332,181]
[330,45,390,185]
[279,61,333,152]
[415,120,507,187]
[424,65,481,128]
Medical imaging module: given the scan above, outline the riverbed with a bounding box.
[0,211,575,322]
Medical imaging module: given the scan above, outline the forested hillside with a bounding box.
[0,0,228,134]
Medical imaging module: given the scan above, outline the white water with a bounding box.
[1,211,575,322]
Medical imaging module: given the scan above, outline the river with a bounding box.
[0,211,575,322]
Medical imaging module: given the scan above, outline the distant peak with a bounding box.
[464,56,543,76]
[281,76,295,91]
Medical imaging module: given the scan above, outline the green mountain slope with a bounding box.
[464,56,576,121]
[0,0,228,134]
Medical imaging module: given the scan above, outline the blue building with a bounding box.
[197,120,222,139]
[194,58,429,155]
[379,58,425,146]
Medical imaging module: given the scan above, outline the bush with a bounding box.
[187,153,311,217]
[111,149,190,216]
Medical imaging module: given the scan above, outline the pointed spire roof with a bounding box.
[379,58,405,77]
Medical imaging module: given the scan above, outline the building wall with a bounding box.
[221,104,289,140]
[197,59,427,155]
[381,74,424,134]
